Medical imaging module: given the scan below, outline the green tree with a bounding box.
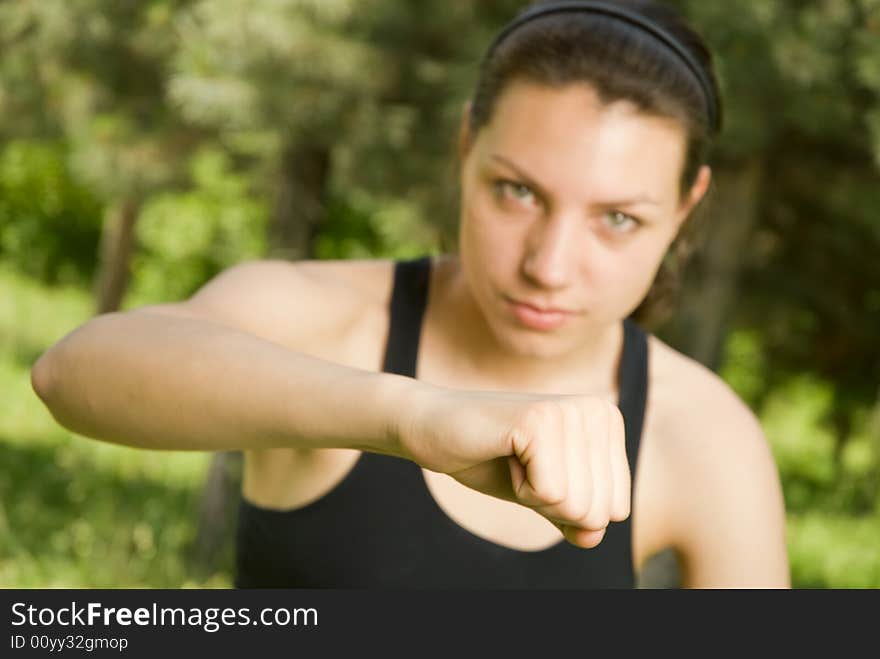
[666,0,880,516]
[0,0,202,313]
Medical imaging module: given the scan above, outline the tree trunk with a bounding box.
[93,197,140,314]
[193,140,331,577]
[191,451,242,576]
[637,547,682,589]
[830,406,852,475]
[866,386,880,509]
[668,157,765,370]
[267,141,331,258]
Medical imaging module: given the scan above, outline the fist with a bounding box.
[400,387,631,548]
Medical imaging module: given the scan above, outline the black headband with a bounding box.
[484,0,721,134]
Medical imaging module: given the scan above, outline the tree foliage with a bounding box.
[675,0,880,422]
[0,141,102,284]
[1,0,878,587]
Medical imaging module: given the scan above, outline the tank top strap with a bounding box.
[618,317,649,478]
[382,255,432,377]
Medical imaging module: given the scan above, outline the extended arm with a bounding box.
[30,261,414,455]
[31,259,634,549]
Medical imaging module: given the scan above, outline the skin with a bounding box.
[454,80,707,382]
[441,79,788,585]
[32,80,790,588]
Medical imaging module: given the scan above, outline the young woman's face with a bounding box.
[458,80,709,358]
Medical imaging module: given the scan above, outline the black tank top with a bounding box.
[235,255,649,588]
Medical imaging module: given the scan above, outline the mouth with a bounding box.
[505,296,577,331]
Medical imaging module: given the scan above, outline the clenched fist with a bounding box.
[397,386,630,549]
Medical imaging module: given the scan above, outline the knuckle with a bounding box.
[533,481,566,506]
[615,489,632,519]
[580,509,610,531]
[517,403,567,450]
[579,396,612,428]
[543,399,568,423]
[563,401,585,435]
[543,492,567,508]
[609,501,631,522]
[521,401,560,431]
[556,496,591,523]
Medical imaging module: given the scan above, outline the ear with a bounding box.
[458,100,474,162]
[675,164,712,229]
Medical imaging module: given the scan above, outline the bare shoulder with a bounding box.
[136,258,396,353]
[645,335,779,496]
[640,334,790,587]
[647,335,765,448]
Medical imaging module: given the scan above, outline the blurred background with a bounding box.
[1,0,878,588]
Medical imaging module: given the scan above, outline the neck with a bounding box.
[430,254,624,396]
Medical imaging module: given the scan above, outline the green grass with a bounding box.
[2,263,878,588]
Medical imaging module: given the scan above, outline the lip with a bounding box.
[506,297,576,331]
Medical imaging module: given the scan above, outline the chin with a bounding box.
[487,316,578,359]
[510,339,571,360]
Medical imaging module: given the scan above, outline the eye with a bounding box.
[603,211,641,233]
[494,179,538,207]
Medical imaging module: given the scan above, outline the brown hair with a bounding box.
[467,0,723,327]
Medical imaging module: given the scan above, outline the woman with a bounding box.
[31,0,790,588]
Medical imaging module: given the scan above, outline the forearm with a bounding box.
[31,310,419,454]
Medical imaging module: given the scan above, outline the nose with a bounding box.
[521,213,578,290]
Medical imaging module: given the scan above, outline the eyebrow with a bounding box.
[489,154,661,207]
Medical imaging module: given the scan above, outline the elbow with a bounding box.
[31,350,59,407]
[31,316,108,409]
[31,348,78,432]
